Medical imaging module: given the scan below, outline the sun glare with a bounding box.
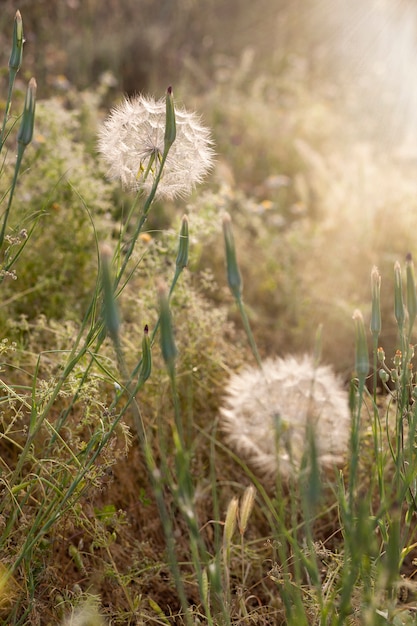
[317,0,417,153]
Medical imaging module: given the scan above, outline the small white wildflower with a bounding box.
[220,355,350,484]
[98,93,214,199]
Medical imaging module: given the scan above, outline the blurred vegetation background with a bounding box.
[1,0,417,374]
[0,0,308,95]
[3,2,417,622]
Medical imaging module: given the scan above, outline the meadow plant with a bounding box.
[0,13,221,620]
[0,11,36,267]
[97,92,214,199]
[5,8,417,626]
[218,211,417,624]
[219,354,351,484]
[221,212,350,485]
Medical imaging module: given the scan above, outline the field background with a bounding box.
[2,0,417,369]
[2,1,417,624]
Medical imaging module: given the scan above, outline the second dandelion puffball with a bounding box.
[98,93,214,200]
[220,355,351,484]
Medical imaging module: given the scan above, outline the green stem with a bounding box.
[115,150,169,290]
[235,296,263,369]
[0,143,25,249]
[0,68,19,152]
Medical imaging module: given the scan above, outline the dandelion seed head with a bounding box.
[98,93,214,199]
[219,355,350,485]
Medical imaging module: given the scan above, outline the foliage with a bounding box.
[2,5,417,626]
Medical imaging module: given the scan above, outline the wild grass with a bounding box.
[2,7,417,626]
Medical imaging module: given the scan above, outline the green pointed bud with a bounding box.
[353,309,369,382]
[164,85,176,153]
[370,265,381,338]
[138,324,152,385]
[406,253,417,335]
[379,369,389,384]
[158,282,177,368]
[222,212,242,300]
[17,77,36,147]
[394,261,405,331]
[176,215,189,270]
[9,10,24,73]
[100,244,120,345]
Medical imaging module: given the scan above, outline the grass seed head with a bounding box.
[239,485,256,536]
[223,496,239,546]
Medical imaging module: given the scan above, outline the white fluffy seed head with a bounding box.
[219,355,351,485]
[97,94,214,199]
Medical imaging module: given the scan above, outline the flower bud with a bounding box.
[9,11,24,73]
[164,85,176,153]
[379,369,389,384]
[100,244,120,345]
[158,282,177,368]
[17,77,36,147]
[223,212,242,300]
[138,325,152,385]
[176,215,189,270]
